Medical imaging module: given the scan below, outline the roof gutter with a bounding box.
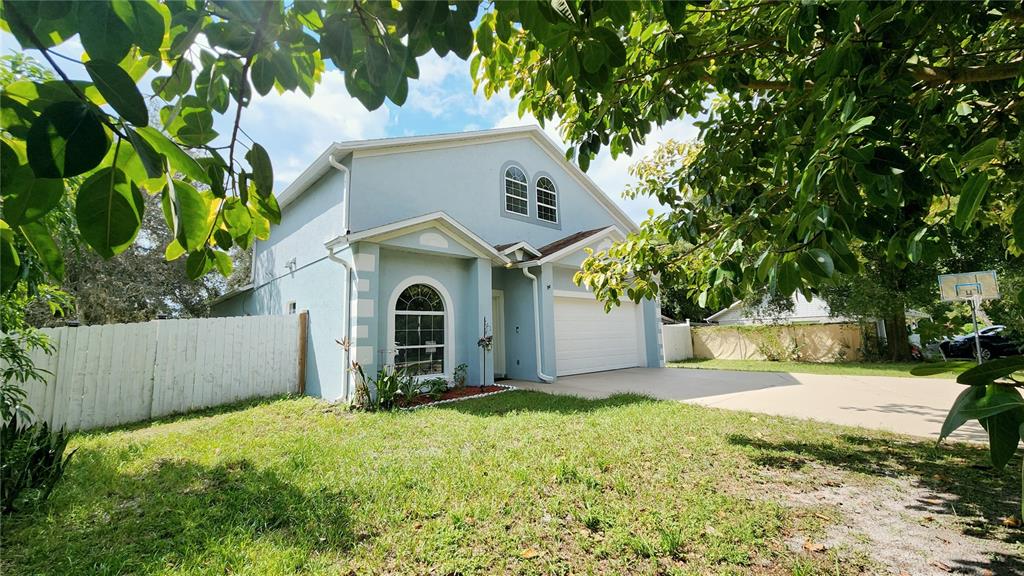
[521,265,555,383]
[326,245,354,402]
[328,153,351,235]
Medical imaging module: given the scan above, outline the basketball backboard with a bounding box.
[937,270,999,302]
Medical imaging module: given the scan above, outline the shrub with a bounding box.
[452,363,468,388]
[1,417,74,513]
[371,367,404,412]
[422,377,449,399]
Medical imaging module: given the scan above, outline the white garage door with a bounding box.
[554,296,644,376]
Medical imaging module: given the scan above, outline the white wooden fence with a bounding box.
[19,315,304,432]
[662,322,694,362]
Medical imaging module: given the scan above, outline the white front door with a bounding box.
[554,295,644,376]
[491,290,506,378]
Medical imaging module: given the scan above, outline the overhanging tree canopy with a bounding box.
[3,1,1019,304]
[471,1,1022,309]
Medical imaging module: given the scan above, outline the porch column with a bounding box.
[539,263,557,379]
[470,257,494,386]
[351,242,380,386]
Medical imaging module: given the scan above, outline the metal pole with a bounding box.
[970,295,983,365]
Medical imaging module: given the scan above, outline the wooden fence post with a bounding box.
[297,311,309,395]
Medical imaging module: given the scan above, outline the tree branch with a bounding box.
[911,62,1022,84]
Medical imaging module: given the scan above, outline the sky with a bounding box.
[4,34,700,223]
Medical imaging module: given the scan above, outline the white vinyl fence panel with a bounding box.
[18,315,301,432]
[662,322,694,362]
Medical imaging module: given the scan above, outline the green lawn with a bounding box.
[669,358,974,378]
[1,392,1018,575]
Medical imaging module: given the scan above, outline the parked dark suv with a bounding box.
[939,325,1022,361]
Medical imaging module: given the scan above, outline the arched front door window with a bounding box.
[394,284,446,376]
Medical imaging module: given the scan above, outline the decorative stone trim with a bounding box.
[400,384,517,411]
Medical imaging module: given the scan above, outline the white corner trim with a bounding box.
[346,212,510,264]
[498,241,542,258]
[385,275,455,378]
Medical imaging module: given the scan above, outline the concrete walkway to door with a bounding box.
[510,367,985,443]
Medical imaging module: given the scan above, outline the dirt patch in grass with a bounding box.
[752,461,1023,575]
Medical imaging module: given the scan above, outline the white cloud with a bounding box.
[239,70,390,185]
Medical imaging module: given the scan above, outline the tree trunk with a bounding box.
[883,309,911,361]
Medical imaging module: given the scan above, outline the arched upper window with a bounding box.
[504,166,529,216]
[536,176,558,223]
[394,284,446,376]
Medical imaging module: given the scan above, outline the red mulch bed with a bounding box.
[399,385,509,408]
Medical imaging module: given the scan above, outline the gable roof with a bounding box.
[506,225,621,266]
[277,126,638,233]
[495,241,542,258]
[536,227,610,258]
[325,211,510,265]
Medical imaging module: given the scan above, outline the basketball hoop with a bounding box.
[937,271,999,365]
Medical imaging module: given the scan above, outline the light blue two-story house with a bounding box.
[212,126,664,400]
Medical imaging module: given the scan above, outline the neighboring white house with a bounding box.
[706,294,929,345]
[706,294,851,325]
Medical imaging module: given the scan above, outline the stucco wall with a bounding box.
[347,138,629,246]
[691,323,865,362]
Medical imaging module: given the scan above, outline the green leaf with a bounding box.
[85,59,148,126]
[592,28,626,68]
[185,248,213,279]
[111,0,166,55]
[212,249,233,276]
[124,127,164,179]
[213,228,233,250]
[961,385,1024,421]
[223,198,252,236]
[798,248,834,278]
[165,239,185,261]
[476,20,493,57]
[245,143,273,198]
[78,1,134,63]
[75,167,144,258]
[26,101,110,178]
[954,172,990,231]
[581,39,608,74]
[136,127,209,183]
[957,357,1024,386]
[960,138,999,172]
[940,385,984,442]
[256,193,281,225]
[662,0,687,30]
[251,55,275,96]
[981,407,1024,469]
[1,164,64,226]
[1012,200,1024,247]
[18,220,63,281]
[845,115,875,134]
[164,179,211,251]
[0,221,20,293]
[445,16,474,59]
[775,260,800,294]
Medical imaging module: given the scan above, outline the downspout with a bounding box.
[327,247,353,401]
[327,152,353,400]
[522,265,555,383]
[328,153,351,235]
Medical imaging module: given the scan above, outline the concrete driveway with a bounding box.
[511,367,985,443]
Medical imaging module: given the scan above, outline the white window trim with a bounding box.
[535,176,558,224]
[503,166,529,217]
[386,276,454,381]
